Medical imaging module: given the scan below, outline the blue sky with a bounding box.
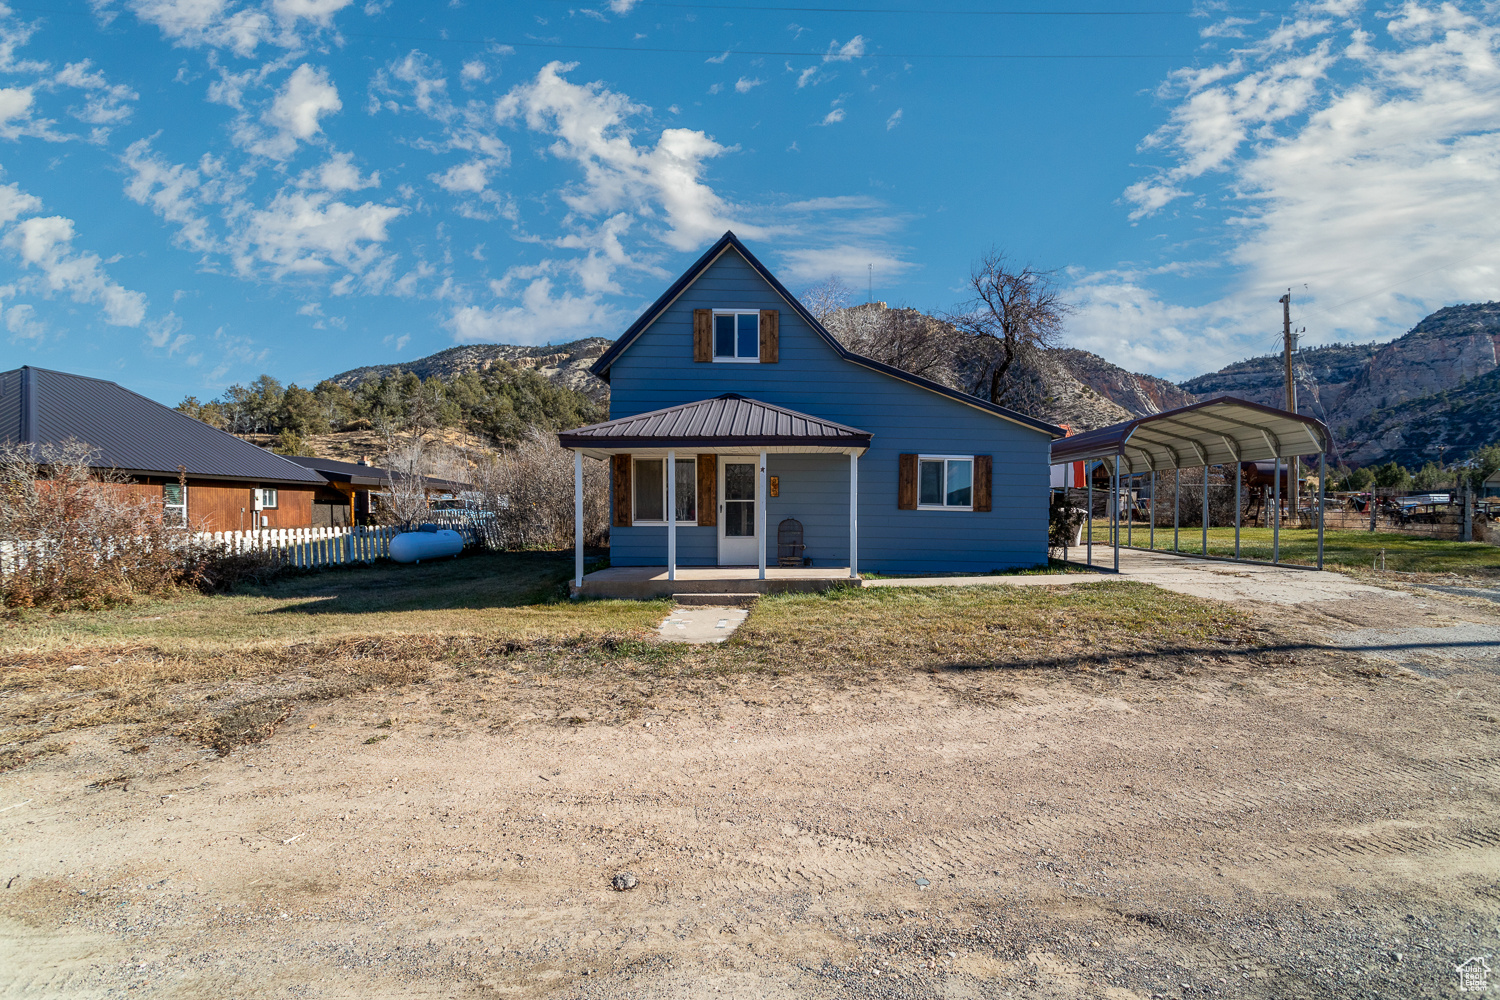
[1,0,1498,404]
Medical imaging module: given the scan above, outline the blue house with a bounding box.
[558,232,1064,588]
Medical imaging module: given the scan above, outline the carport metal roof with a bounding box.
[1049,397,1330,473]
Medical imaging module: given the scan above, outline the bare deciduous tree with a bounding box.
[947,249,1069,408]
[802,277,958,384]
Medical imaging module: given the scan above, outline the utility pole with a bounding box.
[1280,291,1299,521]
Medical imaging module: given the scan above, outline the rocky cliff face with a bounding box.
[330,338,612,401]
[1333,304,1500,428]
[1180,342,1376,426]
[1052,349,1195,416]
[1180,302,1500,465]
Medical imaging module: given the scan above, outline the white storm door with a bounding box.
[718,457,759,565]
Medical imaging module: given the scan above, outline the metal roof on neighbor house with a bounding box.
[1049,397,1331,473]
[283,455,471,492]
[0,366,326,485]
[588,230,1065,438]
[557,393,872,458]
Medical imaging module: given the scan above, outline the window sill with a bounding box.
[632,521,701,527]
[711,356,760,364]
[916,505,974,512]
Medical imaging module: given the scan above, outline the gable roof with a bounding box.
[0,366,325,485]
[283,454,471,493]
[589,231,1064,438]
[558,393,871,457]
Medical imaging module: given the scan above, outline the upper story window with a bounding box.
[918,456,974,510]
[713,310,760,362]
[258,488,279,509]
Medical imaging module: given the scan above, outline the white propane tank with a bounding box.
[389,529,464,564]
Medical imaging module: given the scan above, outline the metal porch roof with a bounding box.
[557,394,871,458]
[0,366,326,485]
[1049,397,1330,473]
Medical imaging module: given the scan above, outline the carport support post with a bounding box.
[1113,455,1121,573]
[758,450,768,581]
[1202,464,1209,555]
[667,450,677,582]
[1086,464,1093,567]
[1173,468,1180,552]
[573,450,584,589]
[849,451,859,579]
[1234,466,1242,560]
[1273,457,1281,564]
[1127,473,1133,548]
[1317,451,1326,570]
[1150,471,1156,551]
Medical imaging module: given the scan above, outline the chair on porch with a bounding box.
[777,518,806,567]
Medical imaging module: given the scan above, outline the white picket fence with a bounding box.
[200,525,399,569]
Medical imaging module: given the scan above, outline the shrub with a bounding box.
[470,432,609,550]
[0,442,204,610]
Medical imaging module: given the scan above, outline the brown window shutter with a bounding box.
[974,455,992,512]
[693,309,712,362]
[611,454,633,527]
[759,309,779,363]
[898,454,918,510]
[696,454,717,526]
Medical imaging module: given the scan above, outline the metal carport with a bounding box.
[1048,397,1333,571]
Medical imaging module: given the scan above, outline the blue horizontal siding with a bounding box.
[606,247,1052,572]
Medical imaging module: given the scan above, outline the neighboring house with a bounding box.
[2,366,340,531]
[1486,469,1500,498]
[559,231,1065,574]
[283,455,470,526]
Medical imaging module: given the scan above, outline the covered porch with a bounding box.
[559,394,871,596]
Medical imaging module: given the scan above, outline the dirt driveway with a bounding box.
[2,578,1498,999]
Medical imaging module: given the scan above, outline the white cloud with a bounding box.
[735,76,763,94]
[705,50,729,64]
[5,302,44,339]
[776,244,916,288]
[796,34,869,87]
[2,213,148,326]
[1090,2,1500,379]
[819,107,845,126]
[123,0,352,54]
[496,61,765,251]
[255,63,340,158]
[236,188,402,279]
[885,108,902,130]
[607,0,640,12]
[447,276,617,345]
[430,159,490,194]
[460,59,488,86]
[305,150,379,192]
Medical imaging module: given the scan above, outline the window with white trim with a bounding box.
[258,488,279,509]
[712,310,759,362]
[633,457,698,524]
[162,483,187,526]
[918,456,974,510]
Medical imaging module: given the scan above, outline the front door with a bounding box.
[718,457,759,565]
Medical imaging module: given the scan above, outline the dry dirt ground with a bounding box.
[2,581,1498,999]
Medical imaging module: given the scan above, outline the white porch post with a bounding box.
[667,450,677,582]
[849,450,859,579]
[573,450,584,589]
[757,451,768,581]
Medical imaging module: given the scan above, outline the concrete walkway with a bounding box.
[658,606,750,644]
[864,547,1392,605]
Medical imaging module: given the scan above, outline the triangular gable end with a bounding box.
[589,231,1064,438]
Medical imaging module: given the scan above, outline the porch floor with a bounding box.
[573,565,860,599]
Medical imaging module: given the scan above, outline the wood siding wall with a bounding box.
[606,247,1052,573]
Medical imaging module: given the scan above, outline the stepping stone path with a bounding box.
[657,605,750,644]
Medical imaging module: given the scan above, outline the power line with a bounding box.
[545,0,1294,13]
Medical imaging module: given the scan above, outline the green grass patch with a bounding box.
[1,550,666,657]
[1079,526,1500,577]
